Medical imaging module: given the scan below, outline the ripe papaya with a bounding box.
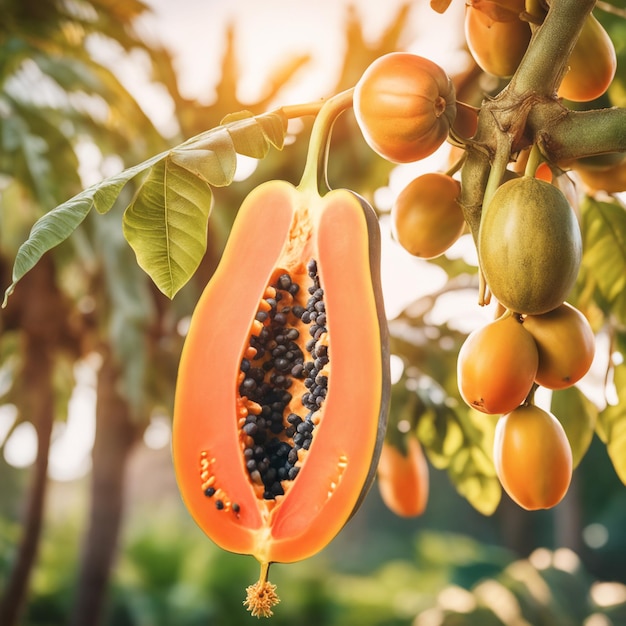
[464,1,531,78]
[377,434,429,518]
[172,178,390,612]
[522,302,595,390]
[558,14,617,103]
[478,177,582,315]
[494,403,573,510]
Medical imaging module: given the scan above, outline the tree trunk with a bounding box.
[0,344,54,626]
[0,255,79,626]
[69,350,139,626]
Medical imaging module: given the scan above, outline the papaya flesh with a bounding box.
[172,180,390,566]
[478,177,582,315]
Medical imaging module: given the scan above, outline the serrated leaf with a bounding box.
[581,197,626,323]
[598,361,626,484]
[551,386,597,468]
[122,157,213,299]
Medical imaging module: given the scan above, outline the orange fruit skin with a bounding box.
[377,435,429,518]
[457,315,539,415]
[391,173,465,259]
[494,404,573,510]
[464,4,531,78]
[523,303,595,390]
[354,52,457,163]
[558,14,617,103]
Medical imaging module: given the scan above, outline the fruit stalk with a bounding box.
[298,88,355,195]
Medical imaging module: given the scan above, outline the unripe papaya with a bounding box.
[478,177,582,315]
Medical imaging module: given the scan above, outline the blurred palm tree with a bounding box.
[0,1,169,624]
[0,2,415,624]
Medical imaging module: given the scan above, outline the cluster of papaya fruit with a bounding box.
[350,0,618,517]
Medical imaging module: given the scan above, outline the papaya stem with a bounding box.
[279,101,326,120]
[523,143,543,178]
[243,562,280,618]
[523,382,539,406]
[482,138,511,210]
[476,137,511,306]
[445,150,467,178]
[298,88,355,195]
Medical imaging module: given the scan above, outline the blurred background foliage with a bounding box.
[1,0,626,624]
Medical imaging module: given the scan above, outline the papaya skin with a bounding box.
[172,180,390,566]
[558,14,617,103]
[478,177,582,315]
[464,4,531,79]
[522,302,595,389]
[377,435,429,518]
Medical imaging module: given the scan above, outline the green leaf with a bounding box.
[2,188,93,306]
[581,197,626,323]
[170,131,237,187]
[122,157,213,299]
[3,109,289,305]
[221,110,288,157]
[551,386,597,468]
[415,392,501,515]
[2,151,166,306]
[598,360,626,485]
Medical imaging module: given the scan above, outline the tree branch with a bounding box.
[509,0,596,96]
[534,106,626,162]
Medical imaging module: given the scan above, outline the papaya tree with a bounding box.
[0,0,171,623]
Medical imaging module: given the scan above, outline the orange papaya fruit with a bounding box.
[377,434,429,518]
[172,178,390,614]
[558,14,617,103]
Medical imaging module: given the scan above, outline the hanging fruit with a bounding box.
[353,52,457,163]
[478,176,582,315]
[171,91,390,617]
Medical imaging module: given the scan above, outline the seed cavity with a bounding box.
[328,454,349,497]
[199,451,240,516]
[238,259,330,500]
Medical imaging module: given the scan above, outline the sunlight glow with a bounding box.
[583,523,610,549]
[506,559,552,605]
[144,414,172,450]
[48,358,98,481]
[591,581,626,607]
[437,585,476,613]
[4,421,38,468]
[584,615,612,626]
[389,354,404,384]
[0,404,18,447]
[552,548,580,574]
[380,216,449,320]
[473,580,527,625]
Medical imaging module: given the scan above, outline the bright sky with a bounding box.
[136,0,466,106]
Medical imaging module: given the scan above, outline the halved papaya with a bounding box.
[172,178,389,614]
